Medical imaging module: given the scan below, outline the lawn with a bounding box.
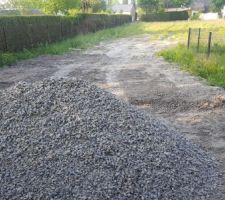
[1,20,225,87]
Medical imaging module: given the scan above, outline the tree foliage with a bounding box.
[41,0,80,15]
[6,0,41,9]
[81,0,106,13]
[170,0,192,7]
[92,0,106,12]
[164,0,192,8]
[5,0,107,15]
[138,0,192,13]
[211,0,225,10]
[138,0,161,13]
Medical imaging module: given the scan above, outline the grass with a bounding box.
[156,20,225,88]
[159,44,225,88]
[1,20,225,87]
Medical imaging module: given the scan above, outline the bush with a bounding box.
[0,14,131,52]
[190,12,200,20]
[141,11,189,22]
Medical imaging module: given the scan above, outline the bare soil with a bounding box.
[1,35,225,181]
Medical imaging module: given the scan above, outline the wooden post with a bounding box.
[46,23,50,44]
[197,28,201,52]
[60,20,63,40]
[207,32,212,57]
[2,26,8,52]
[187,28,191,49]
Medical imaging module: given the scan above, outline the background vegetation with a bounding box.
[1,0,225,15]
[212,0,225,11]
[1,0,107,15]
[138,0,192,14]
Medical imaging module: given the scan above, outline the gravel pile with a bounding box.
[0,79,223,199]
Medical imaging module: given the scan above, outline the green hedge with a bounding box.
[141,11,189,22]
[0,14,131,52]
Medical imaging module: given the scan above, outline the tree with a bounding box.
[41,0,80,15]
[81,0,106,13]
[92,0,106,12]
[211,0,225,11]
[138,0,160,13]
[6,0,42,9]
[4,0,106,14]
[164,0,192,8]
[6,0,81,15]
[170,0,192,7]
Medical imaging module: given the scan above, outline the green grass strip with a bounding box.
[159,44,225,88]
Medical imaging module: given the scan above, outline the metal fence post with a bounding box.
[197,28,201,52]
[187,28,191,49]
[207,32,212,57]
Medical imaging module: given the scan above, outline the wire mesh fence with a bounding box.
[187,28,225,57]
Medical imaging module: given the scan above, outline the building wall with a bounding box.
[118,0,132,4]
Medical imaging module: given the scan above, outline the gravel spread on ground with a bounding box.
[0,79,223,199]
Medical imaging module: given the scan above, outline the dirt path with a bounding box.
[1,35,225,179]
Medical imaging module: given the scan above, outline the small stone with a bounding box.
[0,78,223,199]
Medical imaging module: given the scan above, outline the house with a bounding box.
[199,13,219,20]
[111,0,136,21]
[190,0,220,20]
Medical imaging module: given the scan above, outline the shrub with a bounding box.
[0,14,131,52]
[190,12,200,20]
[141,11,189,22]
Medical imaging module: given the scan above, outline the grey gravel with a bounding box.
[0,78,223,200]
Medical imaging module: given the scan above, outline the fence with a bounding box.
[0,14,131,53]
[187,27,225,57]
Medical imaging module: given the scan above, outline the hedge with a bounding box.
[0,14,131,52]
[141,11,189,22]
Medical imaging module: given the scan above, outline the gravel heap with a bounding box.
[0,79,223,199]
